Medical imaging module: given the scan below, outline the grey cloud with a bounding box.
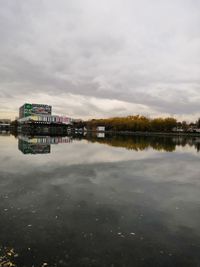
[0,0,200,119]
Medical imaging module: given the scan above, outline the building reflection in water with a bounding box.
[0,131,10,136]
[17,133,200,154]
[18,135,73,154]
[96,132,105,138]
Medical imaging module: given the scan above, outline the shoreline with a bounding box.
[7,126,200,138]
[86,130,200,137]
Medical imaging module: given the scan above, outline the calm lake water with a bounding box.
[0,133,200,267]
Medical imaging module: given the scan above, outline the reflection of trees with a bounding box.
[85,135,176,152]
[84,134,200,152]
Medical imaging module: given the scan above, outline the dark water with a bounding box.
[0,133,200,267]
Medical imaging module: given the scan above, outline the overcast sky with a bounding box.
[0,0,200,121]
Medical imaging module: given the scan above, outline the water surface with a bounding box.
[0,133,200,267]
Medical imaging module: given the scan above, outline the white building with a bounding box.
[96,126,105,132]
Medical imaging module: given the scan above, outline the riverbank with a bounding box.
[87,130,200,137]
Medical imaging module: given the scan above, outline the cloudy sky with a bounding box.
[0,0,200,121]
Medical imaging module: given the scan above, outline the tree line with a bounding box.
[10,115,200,133]
[86,115,178,132]
[85,115,200,132]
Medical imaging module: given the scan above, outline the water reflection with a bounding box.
[16,133,200,154]
[0,130,10,136]
[18,135,72,154]
[84,134,200,152]
[0,133,200,266]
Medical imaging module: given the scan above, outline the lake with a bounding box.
[0,133,200,267]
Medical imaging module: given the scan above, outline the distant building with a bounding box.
[18,103,72,125]
[19,103,52,119]
[0,119,11,131]
[0,119,11,124]
[172,127,184,132]
[97,126,105,132]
